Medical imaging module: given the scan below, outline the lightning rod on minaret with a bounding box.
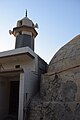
[26,9,27,17]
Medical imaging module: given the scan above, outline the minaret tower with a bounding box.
[9,10,38,51]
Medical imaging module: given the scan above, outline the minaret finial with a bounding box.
[26,9,27,17]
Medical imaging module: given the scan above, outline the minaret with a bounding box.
[9,10,38,51]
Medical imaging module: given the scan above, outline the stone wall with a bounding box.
[28,68,80,120]
[28,101,80,120]
[28,35,80,120]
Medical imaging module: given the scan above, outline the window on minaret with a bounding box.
[20,20,22,26]
[19,31,22,35]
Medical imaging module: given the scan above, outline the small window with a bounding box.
[20,20,22,25]
[15,65,20,68]
[19,32,22,35]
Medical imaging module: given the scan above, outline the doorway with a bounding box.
[9,81,19,117]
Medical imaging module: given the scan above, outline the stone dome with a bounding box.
[48,35,80,73]
[17,16,34,27]
[21,16,33,23]
[28,35,80,120]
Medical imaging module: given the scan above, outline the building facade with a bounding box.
[0,12,47,120]
[28,35,80,120]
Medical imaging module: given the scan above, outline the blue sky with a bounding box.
[0,0,80,63]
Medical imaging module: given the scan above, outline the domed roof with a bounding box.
[48,35,80,73]
[17,16,34,28]
[21,16,33,23]
[21,10,33,24]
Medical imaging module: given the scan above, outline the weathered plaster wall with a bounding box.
[2,58,35,71]
[28,71,80,120]
[24,69,38,102]
[28,35,80,120]
[28,101,80,120]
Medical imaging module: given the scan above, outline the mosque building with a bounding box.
[0,11,80,120]
[0,11,47,120]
